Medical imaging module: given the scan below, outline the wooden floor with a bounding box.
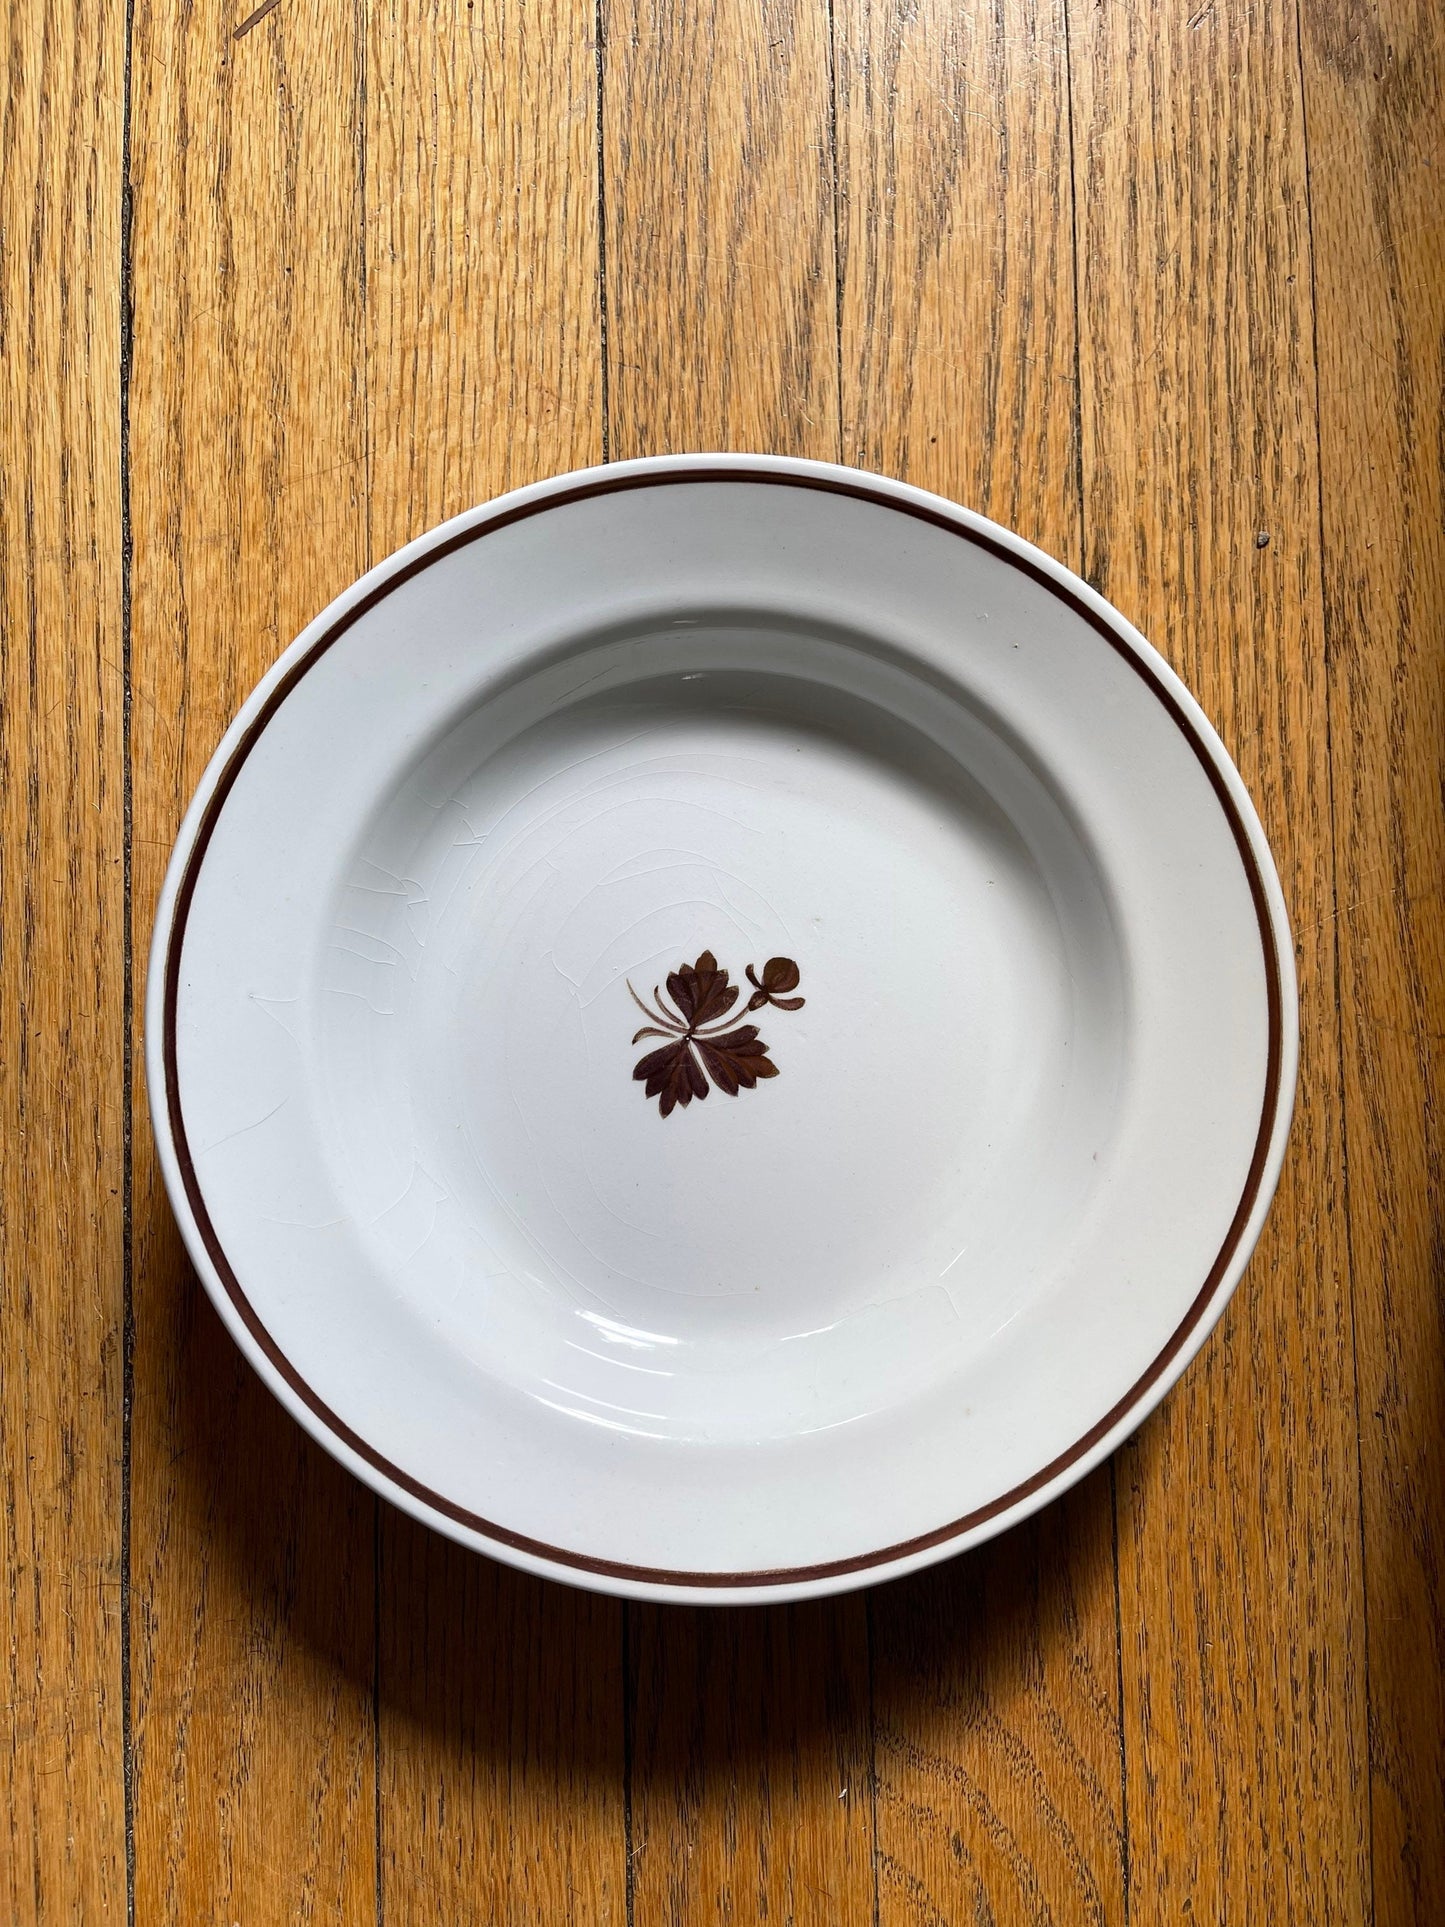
[3,0,1441,1919]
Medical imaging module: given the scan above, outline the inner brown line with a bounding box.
[160,466,1289,1590]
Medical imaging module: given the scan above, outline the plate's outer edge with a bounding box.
[145,453,1300,1605]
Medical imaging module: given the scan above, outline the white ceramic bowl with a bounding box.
[148,455,1296,1603]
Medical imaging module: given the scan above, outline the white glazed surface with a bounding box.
[147,456,1297,1602]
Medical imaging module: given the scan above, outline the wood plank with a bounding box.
[0,0,128,1915]
[867,1492,1124,1927]
[379,1523,625,1926]
[837,0,1082,554]
[626,1601,874,1925]
[603,0,839,458]
[602,4,875,1920]
[126,0,377,1918]
[835,4,1127,1919]
[1302,3,1445,1918]
[362,0,604,544]
[361,2,625,1920]
[1070,0,1371,1916]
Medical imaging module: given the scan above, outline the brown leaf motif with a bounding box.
[667,951,738,1027]
[628,952,804,1117]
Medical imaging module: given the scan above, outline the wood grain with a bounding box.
[363,0,603,545]
[603,0,840,457]
[379,1520,625,1926]
[1303,3,1445,1919]
[0,0,128,1916]
[836,5,1127,1921]
[1071,0,1371,1917]
[836,0,1081,553]
[361,2,626,1919]
[126,0,377,1918]
[868,1495,1127,1927]
[627,1602,874,1926]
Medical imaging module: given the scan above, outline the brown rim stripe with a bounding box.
[162,468,1287,1589]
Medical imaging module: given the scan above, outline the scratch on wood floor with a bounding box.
[233,0,280,40]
